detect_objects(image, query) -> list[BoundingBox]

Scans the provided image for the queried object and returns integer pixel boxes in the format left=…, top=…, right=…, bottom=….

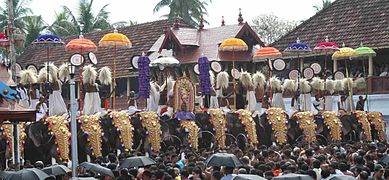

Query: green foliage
left=153, top=0, right=211, bottom=27
left=313, top=0, right=332, bottom=12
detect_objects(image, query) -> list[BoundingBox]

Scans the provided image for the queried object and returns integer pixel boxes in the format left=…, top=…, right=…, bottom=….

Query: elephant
left=226, top=112, right=248, bottom=150
left=24, top=121, right=56, bottom=165
left=340, top=114, right=361, bottom=142
left=194, top=112, right=214, bottom=150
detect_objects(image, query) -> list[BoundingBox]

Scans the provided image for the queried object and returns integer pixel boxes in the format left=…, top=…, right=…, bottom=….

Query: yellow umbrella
left=99, top=29, right=132, bottom=109
left=332, top=47, right=356, bottom=60
left=219, top=38, right=248, bottom=110
left=332, top=46, right=356, bottom=112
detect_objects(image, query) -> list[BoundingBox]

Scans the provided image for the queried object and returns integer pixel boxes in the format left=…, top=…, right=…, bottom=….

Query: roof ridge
left=271, top=0, right=340, bottom=47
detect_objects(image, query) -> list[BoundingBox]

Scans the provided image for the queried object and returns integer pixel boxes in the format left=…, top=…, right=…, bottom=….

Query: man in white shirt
left=35, top=96, right=48, bottom=121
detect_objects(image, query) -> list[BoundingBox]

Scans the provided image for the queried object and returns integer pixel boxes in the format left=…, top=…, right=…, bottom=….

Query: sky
left=28, top=0, right=326, bottom=27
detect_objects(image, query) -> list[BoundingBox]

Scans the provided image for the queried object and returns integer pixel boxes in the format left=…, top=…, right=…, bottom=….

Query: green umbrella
left=353, top=46, right=376, bottom=59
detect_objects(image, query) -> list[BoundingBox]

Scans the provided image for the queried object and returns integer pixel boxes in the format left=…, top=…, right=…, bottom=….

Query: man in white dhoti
left=83, top=65, right=101, bottom=115
left=270, top=77, right=285, bottom=110
left=35, top=96, right=48, bottom=121
left=147, top=82, right=160, bottom=112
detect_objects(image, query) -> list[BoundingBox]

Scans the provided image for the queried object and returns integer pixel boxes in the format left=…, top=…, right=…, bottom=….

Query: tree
left=0, top=0, right=32, bottom=32
left=313, top=0, right=332, bottom=12
left=23, top=15, right=47, bottom=45
left=47, top=8, right=78, bottom=37
left=251, top=14, right=298, bottom=44
left=62, top=0, right=111, bottom=34
left=153, top=0, right=211, bottom=27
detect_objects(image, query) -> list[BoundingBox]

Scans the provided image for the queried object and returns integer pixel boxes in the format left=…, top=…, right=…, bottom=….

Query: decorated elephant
left=24, top=120, right=55, bottom=165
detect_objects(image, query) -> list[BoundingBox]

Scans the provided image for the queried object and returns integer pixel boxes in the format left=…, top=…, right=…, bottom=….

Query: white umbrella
left=150, top=56, right=180, bottom=69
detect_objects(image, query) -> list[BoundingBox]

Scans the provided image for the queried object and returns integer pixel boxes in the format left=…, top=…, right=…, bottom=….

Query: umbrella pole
left=79, top=48, right=83, bottom=114
left=47, top=47, right=50, bottom=111
left=345, top=60, right=353, bottom=112
left=266, top=58, right=272, bottom=107
left=233, top=50, right=236, bottom=110
left=113, top=44, right=117, bottom=110
left=297, top=55, right=301, bottom=111
left=365, top=57, right=369, bottom=112
left=323, top=53, right=327, bottom=111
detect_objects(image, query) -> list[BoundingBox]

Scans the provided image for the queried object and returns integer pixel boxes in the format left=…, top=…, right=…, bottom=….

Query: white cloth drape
left=272, top=92, right=285, bottom=110
left=301, top=93, right=312, bottom=111
left=247, top=91, right=257, bottom=113
left=83, top=92, right=101, bottom=115
left=49, top=90, right=67, bottom=116
left=324, top=96, right=334, bottom=111
left=209, top=96, right=219, bottom=109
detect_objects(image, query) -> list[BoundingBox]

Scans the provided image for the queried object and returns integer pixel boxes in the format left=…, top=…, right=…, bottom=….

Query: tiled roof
left=272, top=0, right=389, bottom=51
left=17, top=18, right=191, bottom=78
left=150, top=23, right=265, bottom=64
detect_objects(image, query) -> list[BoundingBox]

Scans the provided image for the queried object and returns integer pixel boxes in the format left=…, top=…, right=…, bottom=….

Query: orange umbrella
left=66, top=34, right=98, bottom=114
left=99, top=29, right=131, bottom=109
left=253, top=47, right=282, bottom=107
left=219, top=38, right=248, bottom=110
left=253, top=47, right=282, bottom=62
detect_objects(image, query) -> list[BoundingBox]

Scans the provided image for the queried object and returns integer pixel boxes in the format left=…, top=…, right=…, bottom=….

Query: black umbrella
left=42, top=164, right=71, bottom=176
left=273, top=173, right=314, bottom=180
left=328, top=175, right=356, bottom=180
left=232, top=174, right=267, bottom=180
left=0, top=171, right=14, bottom=179
left=2, top=168, right=50, bottom=180
left=119, top=156, right=156, bottom=168
left=79, top=162, right=114, bottom=177
left=205, top=153, right=242, bottom=167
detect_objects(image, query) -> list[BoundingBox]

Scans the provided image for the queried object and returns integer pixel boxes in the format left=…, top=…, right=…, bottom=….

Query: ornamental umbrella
left=332, top=44, right=356, bottom=112
left=118, top=156, right=156, bottom=168
left=42, top=164, right=71, bottom=176
left=253, top=47, right=282, bottom=107
left=66, top=34, right=98, bottom=114
left=314, top=37, right=339, bottom=111
left=284, top=38, right=312, bottom=111
left=99, top=28, right=131, bottom=109
left=32, top=34, right=64, bottom=110
left=219, top=38, right=248, bottom=110
left=205, top=153, right=242, bottom=167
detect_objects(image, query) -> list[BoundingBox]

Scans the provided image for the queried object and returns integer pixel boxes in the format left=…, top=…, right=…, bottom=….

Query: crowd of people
left=3, top=141, right=388, bottom=180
